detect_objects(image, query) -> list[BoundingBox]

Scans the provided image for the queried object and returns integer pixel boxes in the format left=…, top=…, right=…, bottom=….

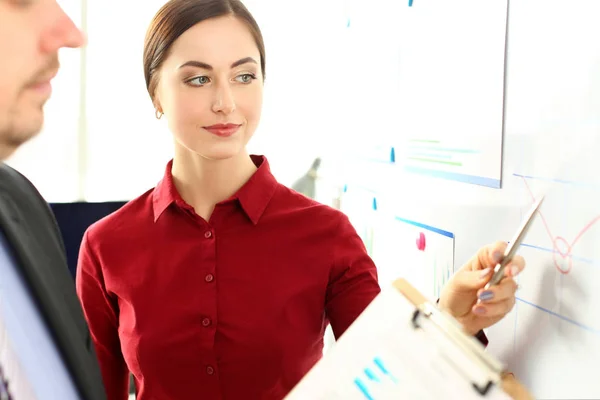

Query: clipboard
left=394, top=278, right=505, bottom=395
left=285, top=278, right=517, bottom=400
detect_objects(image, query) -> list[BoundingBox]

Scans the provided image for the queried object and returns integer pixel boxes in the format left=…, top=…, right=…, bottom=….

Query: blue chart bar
left=353, top=357, right=399, bottom=399
left=374, top=357, right=398, bottom=383
left=364, top=368, right=380, bottom=382
left=354, top=378, right=375, bottom=400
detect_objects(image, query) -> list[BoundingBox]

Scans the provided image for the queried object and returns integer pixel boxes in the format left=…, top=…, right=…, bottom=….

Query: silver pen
left=484, top=195, right=545, bottom=289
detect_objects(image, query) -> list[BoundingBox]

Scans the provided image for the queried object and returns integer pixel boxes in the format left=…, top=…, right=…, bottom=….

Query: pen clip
left=411, top=303, right=505, bottom=396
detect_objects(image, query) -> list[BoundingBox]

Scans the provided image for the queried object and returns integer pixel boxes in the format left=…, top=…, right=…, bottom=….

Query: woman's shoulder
left=84, top=187, right=156, bottom=243
left=271, top=183, right=350, bottom=225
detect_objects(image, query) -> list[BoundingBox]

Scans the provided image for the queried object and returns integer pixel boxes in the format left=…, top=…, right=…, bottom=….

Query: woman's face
left=155, top=16, right=263, bottom=161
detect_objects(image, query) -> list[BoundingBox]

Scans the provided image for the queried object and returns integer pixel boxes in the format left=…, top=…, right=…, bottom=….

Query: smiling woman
left=145, top=3, right=266, bottom=166
left=75, top=2, right=373, bottom=399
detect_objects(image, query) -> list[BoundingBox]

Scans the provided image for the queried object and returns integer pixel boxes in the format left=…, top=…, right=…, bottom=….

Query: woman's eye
left=187, top=76, right=210, bottom=86
left=235, top=74, right=256, bottom=84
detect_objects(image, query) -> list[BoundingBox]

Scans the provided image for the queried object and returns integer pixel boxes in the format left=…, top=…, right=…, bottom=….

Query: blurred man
left=0, top=1, right=105, bottom=398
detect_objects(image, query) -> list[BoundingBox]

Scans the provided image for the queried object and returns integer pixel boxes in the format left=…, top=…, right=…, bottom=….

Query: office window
left=83, top=1, right=173, bottom=201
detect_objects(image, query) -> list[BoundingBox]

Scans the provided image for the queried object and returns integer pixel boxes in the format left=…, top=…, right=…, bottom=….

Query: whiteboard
left=484, top=1, right=600, bottom=398
left=318, top=0, right=600, bottom=398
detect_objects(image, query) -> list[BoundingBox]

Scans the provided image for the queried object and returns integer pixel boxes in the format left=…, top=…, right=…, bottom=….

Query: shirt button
left=202, top=318, right=211, bottom=327
left=204, top=231, right=213, bottom=239
left=205, top=274, right=214, bottom=283
left=206, top=365, right=215, bottom=375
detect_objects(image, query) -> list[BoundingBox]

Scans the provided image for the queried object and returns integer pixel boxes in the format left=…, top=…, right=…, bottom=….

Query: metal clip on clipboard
left=394, top=278, right=506, bottom=397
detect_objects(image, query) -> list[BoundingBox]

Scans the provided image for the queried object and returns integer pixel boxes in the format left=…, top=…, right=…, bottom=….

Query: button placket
left=201, top=223, right=217, bottom=382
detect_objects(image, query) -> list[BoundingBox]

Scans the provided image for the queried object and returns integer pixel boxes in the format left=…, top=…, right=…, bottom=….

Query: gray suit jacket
left=0, top=163, right=106, bottom=400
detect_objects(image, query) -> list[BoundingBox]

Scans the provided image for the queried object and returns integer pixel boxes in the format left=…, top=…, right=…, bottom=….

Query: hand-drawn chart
left=518, top=176, right=600, bottom=276
left=486, top=137, right=600, bottom=399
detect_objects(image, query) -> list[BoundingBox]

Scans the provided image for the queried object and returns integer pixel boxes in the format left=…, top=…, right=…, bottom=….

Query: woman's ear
left=153, top=95, right=162, bottom=112
left=153, top=94, right=164, bottom=119
left=154, top=99, right=163, bottom=120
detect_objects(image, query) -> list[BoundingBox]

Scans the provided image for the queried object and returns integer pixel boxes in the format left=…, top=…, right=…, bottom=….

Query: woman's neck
left=170, top=146, right=258, bottom=221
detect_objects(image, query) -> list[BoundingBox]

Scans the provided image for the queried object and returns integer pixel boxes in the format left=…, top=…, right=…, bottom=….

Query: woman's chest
left=113, top=234, right=332, bottom=373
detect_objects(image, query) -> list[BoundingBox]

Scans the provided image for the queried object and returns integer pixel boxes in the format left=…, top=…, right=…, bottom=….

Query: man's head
left=0, top=0, right=85, bottom=160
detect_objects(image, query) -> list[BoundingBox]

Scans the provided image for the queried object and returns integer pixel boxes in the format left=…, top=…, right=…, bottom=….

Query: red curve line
left=521, top=177, right=600, bottom=274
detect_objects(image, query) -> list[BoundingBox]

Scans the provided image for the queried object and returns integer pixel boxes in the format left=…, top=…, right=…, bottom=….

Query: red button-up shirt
left=76, top=155, right=381, bottom=400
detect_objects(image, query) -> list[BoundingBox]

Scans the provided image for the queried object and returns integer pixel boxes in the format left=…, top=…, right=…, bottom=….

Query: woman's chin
left=194, top=146, right=245, bottom=162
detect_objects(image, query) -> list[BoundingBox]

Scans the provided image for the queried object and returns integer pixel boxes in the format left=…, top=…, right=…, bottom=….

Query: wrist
left=456, top=316, right=482, bottom=336
left=436, top=299, right=488, bottom=345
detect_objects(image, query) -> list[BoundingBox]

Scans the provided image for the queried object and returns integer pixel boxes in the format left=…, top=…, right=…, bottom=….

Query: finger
left=452, top=266, right=495, bottom=291
left=504, top=255, right=526, bottom=278
left=477, top=277, right=517, bottom=303
left=472, top=241, right=506, bottom=272
left=484, top=241, right=508, bottom=268
left=472, top=296, right=516, bottom=317
left=459, top=241, right=505, bottom=274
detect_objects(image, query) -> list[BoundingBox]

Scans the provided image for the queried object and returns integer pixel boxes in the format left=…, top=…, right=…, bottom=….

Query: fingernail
left=511, top=266, right=520, bottom=276
left=492, top=251, right=503, bottom=263
left=474, top=307, right=487, bottom=315
left=480, top=268, right=491, bottom=278
left=478, top=291, right=494, bottom=301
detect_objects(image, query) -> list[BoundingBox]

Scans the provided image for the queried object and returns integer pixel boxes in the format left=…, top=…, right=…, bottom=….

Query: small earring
left=155, top=110, right=163, bottom=120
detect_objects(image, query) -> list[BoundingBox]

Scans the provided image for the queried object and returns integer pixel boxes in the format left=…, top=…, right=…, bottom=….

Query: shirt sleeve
left=475, top=330, right=489, bottom=347
left=325, top=214, right=381, bottom=339
left=76, top=230, right=129, bottom=400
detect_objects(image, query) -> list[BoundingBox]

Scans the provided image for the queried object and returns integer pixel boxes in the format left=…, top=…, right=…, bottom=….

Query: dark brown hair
left=143, top=0, right=266, bottom=101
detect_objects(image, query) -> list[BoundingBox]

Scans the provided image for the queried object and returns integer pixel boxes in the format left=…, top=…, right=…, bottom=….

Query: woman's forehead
left=167, top=16, right=260, bottom=67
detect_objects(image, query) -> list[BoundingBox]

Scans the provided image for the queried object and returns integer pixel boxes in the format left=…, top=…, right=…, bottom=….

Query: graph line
left=406, top=157, right=462, bottom=166
left=521, top=244, right=600, bottom=267
left=513, top=173, right=600, bottom=189
left=521, top=176, right=600, bottom=274
left=407, top=145, right=480, bottom=154
left=516, top=297, right=599, bottom=335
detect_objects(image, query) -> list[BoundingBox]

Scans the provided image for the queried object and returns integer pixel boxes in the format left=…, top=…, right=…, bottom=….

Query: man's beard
left=0, top=107, right=44, bottom=161
left=0, top=57, right=58, bottom=160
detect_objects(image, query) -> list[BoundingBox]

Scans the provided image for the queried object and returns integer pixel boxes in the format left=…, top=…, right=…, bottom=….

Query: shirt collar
left=152, top=155, right=278, bottom=225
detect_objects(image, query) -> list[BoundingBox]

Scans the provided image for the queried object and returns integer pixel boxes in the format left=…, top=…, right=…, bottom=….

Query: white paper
left=395, top=0, right=508, bottom=188
left=286, top=287, right=511, bottom=400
